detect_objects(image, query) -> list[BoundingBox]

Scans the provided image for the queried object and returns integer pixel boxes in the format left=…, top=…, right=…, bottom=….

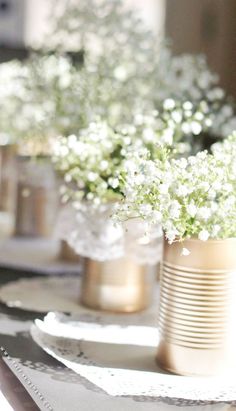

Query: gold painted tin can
left=14, top=156, right=58, bottom=237
left=0, top=144, right=16, bottom=212
left=81, top=257, right=154, bottom=313
left=156, top=237, right=236, bottom=376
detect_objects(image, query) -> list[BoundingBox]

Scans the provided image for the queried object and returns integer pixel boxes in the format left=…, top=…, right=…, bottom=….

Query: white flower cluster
left=53, top=99, right=214, bottom=205
left=0, top=54, right=101, bottom=150
left=155, top=52, right=219, bottom=102
left=0, top=60, right=30, bottom=145
left=48, top=0, right=157, bottom=59
left=50, top=0, right=235, bottom=130
left=54, top=114, right=174, bottom=205
left=155, top=52, right=236, bottom=144
left=1, top=0, right=236, bottom=157
left=53, top=120, right=127, bottom=204
left=48, top=0, right=236, bottom=137
left=118, top=133, right=236, bottom=242
left=207, top=100, right=236, bottom=139
left=0, top=54, right=88, bottom=155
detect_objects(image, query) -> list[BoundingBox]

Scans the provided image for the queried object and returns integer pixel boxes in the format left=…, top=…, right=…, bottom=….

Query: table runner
left=0, top=267, right=235, bottom=410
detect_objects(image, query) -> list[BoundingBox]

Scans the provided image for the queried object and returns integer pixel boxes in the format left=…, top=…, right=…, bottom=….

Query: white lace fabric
left=31, top=312, right=236, bottom=404
left=55, top=202, right=162, bottom=264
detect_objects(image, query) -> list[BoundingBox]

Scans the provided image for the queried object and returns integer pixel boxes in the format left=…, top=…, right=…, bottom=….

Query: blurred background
left=0, top=0, right=235, bottom=96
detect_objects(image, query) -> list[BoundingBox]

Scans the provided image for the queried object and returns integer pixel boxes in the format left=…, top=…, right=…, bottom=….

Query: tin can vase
left=0, top=144, right=16, bottom=213
left=81, top=257, right=154, bottom=313
left=14, top=156, right=58, bottom=237
left=156, top=237, right=236, bottom=376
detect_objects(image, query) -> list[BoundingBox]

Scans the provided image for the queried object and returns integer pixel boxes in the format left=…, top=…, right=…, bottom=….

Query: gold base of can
left=81, top=257, right=153, bottom=313
left=156, top=237, right=236, bottom=376
left=59, top=240, right=80, bottom=263
left=156, top=339, right=234, bottom=377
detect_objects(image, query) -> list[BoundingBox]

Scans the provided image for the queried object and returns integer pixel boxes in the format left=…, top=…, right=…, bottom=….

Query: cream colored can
left=156, top=237, right=236, bottom=376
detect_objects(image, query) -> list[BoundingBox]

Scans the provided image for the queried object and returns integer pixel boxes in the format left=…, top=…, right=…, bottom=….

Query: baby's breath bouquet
left=47, top=0, right=236, bottom=138
left=1, top=0, right=236, bottom=156
left=53, top=120, right=125, bottom=205
left=53, top=97, right=215, bottom=207
left=117, top=133, right=236, bottom=244
left=52, top=97, right=215, bottom=260
left=0, top=53, right=88, bottom=156
left=53, top=116, right=173, bottom=262
left=0, top=59, right=30, bottom=146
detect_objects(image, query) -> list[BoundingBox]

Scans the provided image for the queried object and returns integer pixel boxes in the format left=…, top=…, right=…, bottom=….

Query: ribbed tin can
left=81, top=257, right=154, bottom=313
left=156, top=238, right=236, bottom=376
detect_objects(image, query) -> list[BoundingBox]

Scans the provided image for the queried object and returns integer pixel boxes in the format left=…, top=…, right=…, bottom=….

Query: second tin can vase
left=0, top=144, right=16, bottom=213
left=14, top=156, right=58, bottom=237
left=81, top=257, right=154, bottom=313
left=156, top=237, right=236, bottom=376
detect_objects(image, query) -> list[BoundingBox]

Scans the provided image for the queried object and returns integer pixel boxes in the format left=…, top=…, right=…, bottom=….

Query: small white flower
left=100, top=160, right=109, bottom=171
left=186, top=203, right=197, bottom=217
left=171, top=110, right=182, bottom=123
left=163, top=98, right=175, bottom=110
left=183, top=101, right=193, bottom=111
left=134, top=174, right=145, bottom=185
left=198, top=230, right=210, bottom=241
left=181, top=247, right=190, bottom=256
left=134, top=114, right=144, bottom=125
left=113, top=66, right=127, bottom=81
left=166, top=230, right=177, bottom=243
left=59, top=146, right=69, bottom=156
left=181, top=122, right=191, bottom=134
left=199, top=181, right=210, bottom=191
left=87, top=193, right=94, bottom=200
left=212, top=224, right=221, bottom=237
left=88, top=172, right=98, bottom=182
left=190, top=121, right=202, bottom=135
left=176, top=185, right=189, bottom=197
left=142, top=128, right=155, bottom=142
left=94, top=197, right=101, bottom=206
left=197, top=207, right=212, bottom=220
left=162, top=129, right=173, bottom=145
left=194, top=111, right=204, bottom=121
left=108, top=178, right=119, bottom=189
left=64, top=174, right=72, bottom=183
left=210, top=202, right=218, bottom=212
left=169, top=201, right=181, bottom=219
left=159, top=184, right=169, bottom=194
left=140, top=204, right=152, bottom=217
left=205, top=118, right=212, bottom=127
left=178, top=158, right=188, bottom=169
left=68, top=134, right=77, bottom=148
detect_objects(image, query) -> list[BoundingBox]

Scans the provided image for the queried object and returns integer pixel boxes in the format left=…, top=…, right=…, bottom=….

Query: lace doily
left=31, top=312, right=236, bottom=405
left=55, top=203, right=162, bottom=264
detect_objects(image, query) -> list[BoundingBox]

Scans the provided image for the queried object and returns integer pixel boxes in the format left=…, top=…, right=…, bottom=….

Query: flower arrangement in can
left=116, top=133, right=236, bottom=244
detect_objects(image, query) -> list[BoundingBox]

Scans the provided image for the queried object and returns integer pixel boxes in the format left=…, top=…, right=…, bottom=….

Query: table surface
left=0, top=267, right=236, bottom=411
